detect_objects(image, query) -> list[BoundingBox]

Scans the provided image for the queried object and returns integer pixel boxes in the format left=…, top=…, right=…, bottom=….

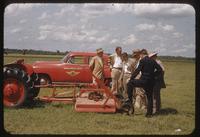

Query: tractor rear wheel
left=3, top=68, right=32, bottom=108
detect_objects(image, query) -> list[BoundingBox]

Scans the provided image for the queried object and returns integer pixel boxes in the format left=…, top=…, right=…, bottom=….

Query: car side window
left=68, top=56, right=85, bottom=64
left=67, top=57, right=73, bottom=64
left=88, top=56, right=108, bottom=65
left=88, top=56, right=93, bottom=64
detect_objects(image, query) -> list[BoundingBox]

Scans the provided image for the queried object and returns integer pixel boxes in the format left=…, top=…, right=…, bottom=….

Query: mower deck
left=75, top=97, right=116, bottom=113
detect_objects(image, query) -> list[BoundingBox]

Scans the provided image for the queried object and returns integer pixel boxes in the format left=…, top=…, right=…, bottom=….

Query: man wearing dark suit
left=126, top=49, right=162, bottom=117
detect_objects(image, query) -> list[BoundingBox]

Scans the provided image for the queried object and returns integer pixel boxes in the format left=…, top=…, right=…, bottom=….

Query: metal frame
left=35, top=74, right=120, bottom=113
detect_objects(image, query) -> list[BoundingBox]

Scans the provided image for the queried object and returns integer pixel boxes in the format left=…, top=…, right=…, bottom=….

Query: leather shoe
left=145, top=114, right=153, bottom=118
left=153, top=111, right=160, bottom=116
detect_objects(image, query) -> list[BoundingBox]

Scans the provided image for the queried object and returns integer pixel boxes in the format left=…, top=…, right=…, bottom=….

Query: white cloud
left=23, top=36, right=29, bottom=40
left=135, top=23, right=155, bottom=31
left=135, top=22, right=176, bottom=35
left=136, top=22, right=175, bottom=32
left=111, top=3, right=123, bottom=12
left=37, top=31, right=49, bottom=40
left=172, top=48, right=187, bottom=53
left=81, top=3, right=133, bottom=15
left=96, top=34, right=110, bottom=42
left=83, top=30, right=98, bottom=36
left=54, top=5, right=76, bottom=17
left=5, top=4, right=42, bottom=15
left=5, top=4, right=32, bottom=15
left=154, top=47, right=167, bottom=53
left=123, top=34, right=137, bottom=45
left=54, top=32, right=72, bottom=41
left=38, top=23, right=106, bottom=43
left=150, top=35, right=163, bottom=41
left=110, top=39, right=120, bottom=44
left=38, top=24, right=72, bottom=41
left=134, top=4, right=161, bottom=15
left=183, top=43, right=194, bottom=49
left=39, top=24, right=72, bottom=32
left=161, top=24, right=174, bottom=31
left=173, top=32, right=183, bottom=38
left=88, top=36, right=96, bottom=42
left=168, top=4, right=194, bottom=15
left=39, top=24, right=53, bottom=30
left=38, top=12, right=51, bottom=20
left=19, top=19, right=27, bottom=24
left=10, top=28, right=22, bottom=34
left=77, top=4, right=130, bottom=23
left=133, top=4, right=194, bottom=17
left=4, top=4, right=195, bottom=57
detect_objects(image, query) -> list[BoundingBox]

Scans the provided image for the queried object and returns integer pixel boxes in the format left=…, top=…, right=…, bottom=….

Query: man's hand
left=118, top=79, right=123, bottom=89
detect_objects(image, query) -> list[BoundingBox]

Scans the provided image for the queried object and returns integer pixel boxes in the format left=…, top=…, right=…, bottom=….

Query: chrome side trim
left=64, top=68, right=82, bottom=70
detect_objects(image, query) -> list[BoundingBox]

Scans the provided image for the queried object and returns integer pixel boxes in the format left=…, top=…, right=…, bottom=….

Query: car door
left=88, top=55, right=111, bottom=78
left=60, top=55, right=93, bottom=83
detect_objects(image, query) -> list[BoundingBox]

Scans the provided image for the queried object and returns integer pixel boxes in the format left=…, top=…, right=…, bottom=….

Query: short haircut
left=140, top=49, right=148, bottom=55
left=115, top=46, right=122, bottom=51
left=122, top=52, right=128, bottom=57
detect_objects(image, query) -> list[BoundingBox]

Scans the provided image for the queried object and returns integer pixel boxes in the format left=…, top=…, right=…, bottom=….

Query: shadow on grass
left=116, top=107, right=178, bottom=116
left=23, top=99, right=48, bottom=108
left=23, top=98, right=73, bottom=109
left=155, top=107, right=178, bottom=116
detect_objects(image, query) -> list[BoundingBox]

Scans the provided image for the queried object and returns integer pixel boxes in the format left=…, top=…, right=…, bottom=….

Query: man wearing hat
left=149, top=52, right=166, bottom=114
left=89, top=48, right=104, bottom=82
left=130, top=49, right=147, bottom=110
left=125, top=49, right=162, bottom=117
left=120, top=52, right=136, bottom=99
left=132, top=49, right=141, bottom=70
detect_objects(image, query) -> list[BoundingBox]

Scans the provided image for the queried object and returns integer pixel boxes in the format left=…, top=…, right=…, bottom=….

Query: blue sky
left=4, top=3, right=195, bottom=57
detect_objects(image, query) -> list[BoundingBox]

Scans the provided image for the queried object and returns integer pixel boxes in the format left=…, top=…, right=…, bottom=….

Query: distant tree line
left=4, top=48, right=67, bottom=55
left=4, top=48, right=195, bottom=62
left=157, top=55, right=195, bottom=62
left=125, top=53, right=194, bottom=62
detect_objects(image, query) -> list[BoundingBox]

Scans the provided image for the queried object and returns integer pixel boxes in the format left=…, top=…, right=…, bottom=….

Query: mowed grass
left=3, top=54, right=195, bottom=135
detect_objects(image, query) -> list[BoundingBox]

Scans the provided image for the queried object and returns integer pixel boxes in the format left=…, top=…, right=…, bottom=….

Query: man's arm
left=154, top=60, right=162, bottom=77
left=89, top=57, right=95, bottom=71
left=108, top=54, right=114, bottom=70
left=157, top=60, right=165, bottom=71
left=119, top=63, right=125, bottom=81
left=130, top=59, right=143, bottom=80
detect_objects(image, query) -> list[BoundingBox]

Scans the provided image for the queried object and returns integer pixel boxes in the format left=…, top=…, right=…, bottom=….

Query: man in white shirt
left=109, top=47, right=123, bottom=94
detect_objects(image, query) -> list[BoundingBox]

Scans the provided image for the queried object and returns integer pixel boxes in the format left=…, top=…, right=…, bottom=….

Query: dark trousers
left=127, top=78, right=154, bottom=115
left=153, top=83, right=161, bottom=112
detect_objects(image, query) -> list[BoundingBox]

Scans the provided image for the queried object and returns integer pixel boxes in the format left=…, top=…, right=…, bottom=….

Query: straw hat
left=96, top=48, right=104, bottom=53
left=149, top=52, right=158, bottom=58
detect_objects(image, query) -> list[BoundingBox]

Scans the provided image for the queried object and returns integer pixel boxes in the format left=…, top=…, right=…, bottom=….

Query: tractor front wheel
left=3, top=68, right=31, bottom=108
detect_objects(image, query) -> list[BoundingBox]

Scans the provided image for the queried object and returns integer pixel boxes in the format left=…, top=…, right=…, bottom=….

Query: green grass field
left=3, top=54, right=195, bottom=135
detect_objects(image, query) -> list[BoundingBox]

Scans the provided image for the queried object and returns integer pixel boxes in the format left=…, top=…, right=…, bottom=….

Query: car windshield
left=61, top=53, right=70, bottom=63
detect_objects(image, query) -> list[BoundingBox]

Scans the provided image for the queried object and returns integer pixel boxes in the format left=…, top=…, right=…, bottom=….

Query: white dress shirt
left=113, top=55, right=123, bottom=68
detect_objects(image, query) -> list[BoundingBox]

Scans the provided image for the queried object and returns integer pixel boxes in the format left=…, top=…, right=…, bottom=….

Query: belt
left=124, top=73, right=131, bottom=74
left=112, top=67, right=122, bottom=70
